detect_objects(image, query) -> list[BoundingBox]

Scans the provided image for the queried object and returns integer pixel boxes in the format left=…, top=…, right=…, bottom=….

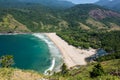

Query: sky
left=66, top=0, right=99, bottom=4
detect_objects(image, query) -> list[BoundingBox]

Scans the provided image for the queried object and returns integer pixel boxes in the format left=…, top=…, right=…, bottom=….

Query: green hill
left=0, top=14, right=30, bottom=33
left=1, top=4, right=120, bottom=32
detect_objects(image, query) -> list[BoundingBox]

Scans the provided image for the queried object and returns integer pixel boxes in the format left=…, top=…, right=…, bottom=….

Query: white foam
left=33, top=33, right=62, bottom=57
left=0, top=33, right=27, bottom=35
left=44, top=58, right=55, bottom=75
left=33, top=33, right=63, bottom=75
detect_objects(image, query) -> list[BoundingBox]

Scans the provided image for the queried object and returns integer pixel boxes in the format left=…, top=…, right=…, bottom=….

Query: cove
left=0, top=34, right=62, bottom=73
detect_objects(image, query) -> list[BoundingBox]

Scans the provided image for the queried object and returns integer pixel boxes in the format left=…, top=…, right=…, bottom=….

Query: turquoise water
left=0, top=34, right=62, bottom=73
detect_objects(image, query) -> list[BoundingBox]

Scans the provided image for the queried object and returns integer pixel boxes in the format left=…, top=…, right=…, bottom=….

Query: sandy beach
left=45, top=33, right=96, bottom=68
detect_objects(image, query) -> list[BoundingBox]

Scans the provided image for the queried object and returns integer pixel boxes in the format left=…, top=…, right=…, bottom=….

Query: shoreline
left=45, top=33, right=96, bottom=68
left=33, top=33, right=63, bottom=74
left=0, top=33, right=97, bottom=69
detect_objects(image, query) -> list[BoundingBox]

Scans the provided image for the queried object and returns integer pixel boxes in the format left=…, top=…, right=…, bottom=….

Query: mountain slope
left=96, top=0, right=120, bottom=11
left=0, top=14, right=30, bottom=33
left=61, top=4, right=120, bottom=31
left=0, top=4, right=120, bottom=32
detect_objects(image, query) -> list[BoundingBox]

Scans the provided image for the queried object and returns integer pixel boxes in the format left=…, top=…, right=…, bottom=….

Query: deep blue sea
left=0, top=34, right=62, bottom=73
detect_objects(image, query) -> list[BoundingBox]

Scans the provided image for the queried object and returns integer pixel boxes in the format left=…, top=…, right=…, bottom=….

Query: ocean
left=0, top=33, right=63, bottom=73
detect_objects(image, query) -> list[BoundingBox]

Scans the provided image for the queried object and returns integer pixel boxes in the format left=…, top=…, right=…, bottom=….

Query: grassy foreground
left=0, top=68, right=44, bottom=80
left=0, top=59, right=119, bottom=80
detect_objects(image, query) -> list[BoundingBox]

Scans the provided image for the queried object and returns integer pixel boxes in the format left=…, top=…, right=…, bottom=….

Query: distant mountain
left=96, top=0, right=120, bottom=11
left=0, top=4, right=120, bottom=32
left=0, top=0, right=75, bottom=9
left=19, top=0, right=74, bottom=9
left=61, top=4, right=120, bottom=31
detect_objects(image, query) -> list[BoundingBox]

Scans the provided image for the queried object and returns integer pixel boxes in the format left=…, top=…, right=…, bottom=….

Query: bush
left=90, top=63, right=104, bottom=78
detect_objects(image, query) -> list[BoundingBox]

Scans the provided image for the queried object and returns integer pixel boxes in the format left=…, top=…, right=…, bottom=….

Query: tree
left=61, top=63, right=68, bottom=76
left=0, top=55, right=14, bottom=68
left=90, top=63, right=104, bottom=78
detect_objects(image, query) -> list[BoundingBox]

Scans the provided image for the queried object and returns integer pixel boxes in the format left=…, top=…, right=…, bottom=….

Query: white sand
left=45, top=33, right=96, bottom=68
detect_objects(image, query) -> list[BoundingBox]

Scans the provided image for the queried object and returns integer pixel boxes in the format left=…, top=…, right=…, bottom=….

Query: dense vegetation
left=0, top=4, right=120, bottom=32
left=90, top=63, right=104, bottom=78
left=57, top=31, right=120, bottom=52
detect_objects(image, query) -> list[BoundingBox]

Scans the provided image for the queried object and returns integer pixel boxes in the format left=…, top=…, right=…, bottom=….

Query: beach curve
left=45, top=33, right=96, bottom=68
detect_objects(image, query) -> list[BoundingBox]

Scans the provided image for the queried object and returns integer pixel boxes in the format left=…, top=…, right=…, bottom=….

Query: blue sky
left=66, top=0, right=99, bottom=4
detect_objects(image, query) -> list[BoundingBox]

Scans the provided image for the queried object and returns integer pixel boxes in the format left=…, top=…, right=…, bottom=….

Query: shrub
left=90, top=63, right=104, bottom=78
left=0, top=55, right=14, bottom=68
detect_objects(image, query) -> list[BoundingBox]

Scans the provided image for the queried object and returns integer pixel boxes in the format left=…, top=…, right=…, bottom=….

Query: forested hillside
left=1, top=4, right=120, bottom=32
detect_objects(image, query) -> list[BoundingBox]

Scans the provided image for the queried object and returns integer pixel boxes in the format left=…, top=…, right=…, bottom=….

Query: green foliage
left=51, top=59, right=120, bottom=80
left=57, top=31, right=120, bottom=53
left=0, top=55, right=14, bottom=68
left=90, top=63, right=104, bottom=78
left=61, top=63, right=68, bottom=76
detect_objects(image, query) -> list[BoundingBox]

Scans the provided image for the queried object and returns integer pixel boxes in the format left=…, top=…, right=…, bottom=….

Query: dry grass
left=0, top=14, right=31, bottom=32
left=78, top=22, right=90, bottom=30
left=109, top=23, right=120, bottom=31
left=86, top=18, right=106, bottom=29
left=0, top=68, right=45, bottom=80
